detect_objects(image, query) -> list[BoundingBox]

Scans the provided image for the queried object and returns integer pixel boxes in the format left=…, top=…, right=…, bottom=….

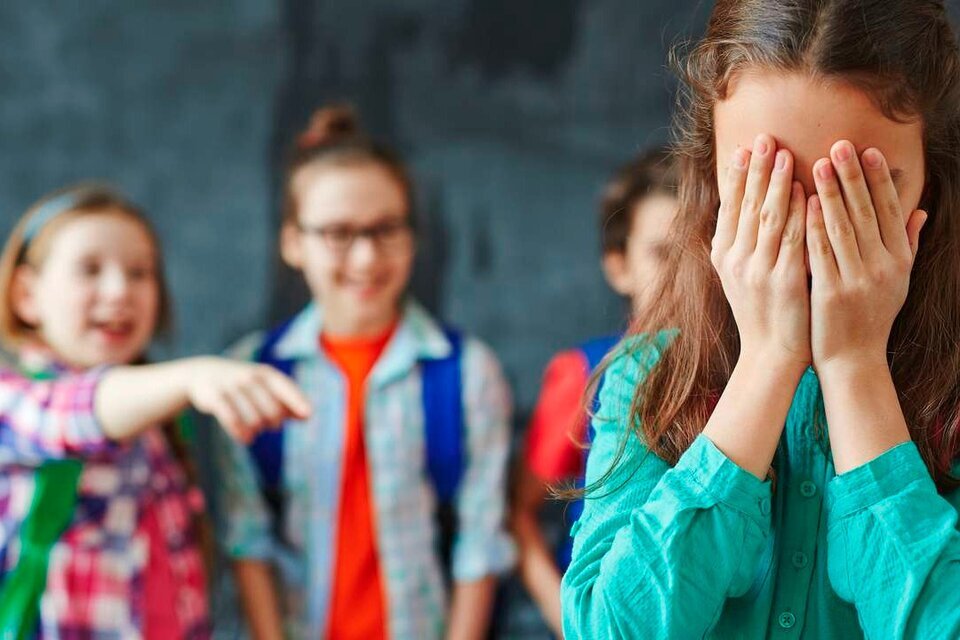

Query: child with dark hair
left=512, top=147, right=678, bottom=636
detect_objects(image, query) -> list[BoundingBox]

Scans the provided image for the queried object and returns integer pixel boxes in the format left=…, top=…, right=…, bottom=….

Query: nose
left=346, top=234, right=379, bottom=269
left=99, top=265, right=130, bottom=300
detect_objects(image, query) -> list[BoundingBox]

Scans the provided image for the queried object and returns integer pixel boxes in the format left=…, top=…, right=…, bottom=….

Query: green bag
left=0, top=372, right=199, bottom=640
left=0, top=370, right=83, bottom=640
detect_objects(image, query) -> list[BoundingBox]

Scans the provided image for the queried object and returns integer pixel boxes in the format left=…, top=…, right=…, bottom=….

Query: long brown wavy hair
left=601, top=0, right=960, bottom=492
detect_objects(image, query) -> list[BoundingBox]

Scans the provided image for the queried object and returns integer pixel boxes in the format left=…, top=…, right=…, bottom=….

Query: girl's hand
left=187, top=357, right=311, bottom=443
left=712, top=134, right=810, bottom=372
left=805, top=142, right=927, bottom=374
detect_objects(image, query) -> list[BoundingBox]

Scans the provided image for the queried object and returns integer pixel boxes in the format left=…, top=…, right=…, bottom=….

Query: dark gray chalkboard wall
left=0, top=0, right=716, bottom=414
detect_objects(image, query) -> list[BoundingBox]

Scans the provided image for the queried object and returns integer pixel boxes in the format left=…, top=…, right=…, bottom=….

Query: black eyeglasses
left=296, top=218, right=413, bottom=255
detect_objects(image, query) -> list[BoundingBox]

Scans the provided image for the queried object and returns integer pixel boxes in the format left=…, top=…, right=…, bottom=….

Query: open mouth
left=89, top=319, right=137, bottom=343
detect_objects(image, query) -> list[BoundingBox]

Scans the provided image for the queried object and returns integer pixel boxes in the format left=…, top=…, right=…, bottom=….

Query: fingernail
left=733, top=147, right=749, bottom=169
left=775, top=150, right=788, bottom=171
left=754, top=135, right=769, bottom=156
left=816, top=160, right=833, bottom=181
left=863, top=148, right=883, bottom=168
left=833, top=141, right=852, bottom=163
left=809, top=196, right=821, bottom=212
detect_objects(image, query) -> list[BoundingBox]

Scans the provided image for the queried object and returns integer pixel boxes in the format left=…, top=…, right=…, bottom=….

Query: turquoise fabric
left=561, top=335, right=960, bottom=639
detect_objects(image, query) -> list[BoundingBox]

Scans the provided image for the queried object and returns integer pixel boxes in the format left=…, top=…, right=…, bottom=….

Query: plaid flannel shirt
left=0, top=353, right=210, bottom=639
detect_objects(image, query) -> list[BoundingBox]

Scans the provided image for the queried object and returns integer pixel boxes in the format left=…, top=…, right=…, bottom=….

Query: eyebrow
left=890, top=168, right=905, bottom=186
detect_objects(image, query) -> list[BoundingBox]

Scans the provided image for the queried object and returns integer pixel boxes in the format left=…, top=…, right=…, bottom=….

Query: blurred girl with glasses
left=213, top=105, right=515, bottom=640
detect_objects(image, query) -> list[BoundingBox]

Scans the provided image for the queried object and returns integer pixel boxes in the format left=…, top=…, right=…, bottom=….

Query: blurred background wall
left=0, top=0, right=718, bottom=413
left=4, top=1, right=958, bottom=636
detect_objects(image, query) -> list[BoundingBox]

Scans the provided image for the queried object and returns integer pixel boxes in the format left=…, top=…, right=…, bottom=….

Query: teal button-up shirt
left=562, top=335, right=960, bottom=639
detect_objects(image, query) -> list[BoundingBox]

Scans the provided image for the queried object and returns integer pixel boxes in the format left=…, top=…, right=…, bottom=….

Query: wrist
left=737, top=345, right=810, bottom=380
left=815, top=354, right=890, bottom=385
left=183, top=355, right=214, bottom=374
left=178, top=356, right=212, bottom=398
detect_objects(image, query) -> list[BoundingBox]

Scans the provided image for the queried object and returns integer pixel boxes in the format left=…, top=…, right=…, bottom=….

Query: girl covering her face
left=562, top=1, right=960, bottom=638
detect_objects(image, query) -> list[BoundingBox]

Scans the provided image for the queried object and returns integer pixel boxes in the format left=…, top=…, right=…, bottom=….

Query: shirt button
left=791, top=551, right=808, bottom=569
left=799, top=481, right=817, bottom=498
left=759, top=498, right=771, bottom=515
left=778, top=611, right=796, bottom=629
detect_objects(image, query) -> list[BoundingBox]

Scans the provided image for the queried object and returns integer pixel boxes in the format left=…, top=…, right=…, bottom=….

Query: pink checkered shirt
left=0, top=354, right=210, bottom=639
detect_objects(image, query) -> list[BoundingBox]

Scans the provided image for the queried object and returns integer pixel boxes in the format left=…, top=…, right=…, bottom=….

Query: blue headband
left=21, top=193, right=83, bottom=244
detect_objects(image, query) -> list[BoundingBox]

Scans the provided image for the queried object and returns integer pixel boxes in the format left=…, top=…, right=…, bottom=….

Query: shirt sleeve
left=524, top=349, right=591, bottom=483
left=450, top=338, right=517, bottom=582
left=212, top=424, right=275, bottom=560
left=210, top=333, right=276, bottom=560
left=826, top=441, right=960, bottom=639
left=0, top=366, right=113, bottom=462
left=561, top=333, right=773, bottom=639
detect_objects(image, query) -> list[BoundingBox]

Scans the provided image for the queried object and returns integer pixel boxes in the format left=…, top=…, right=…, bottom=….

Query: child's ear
left=601, top=250, right=633, bottom=297
left=279, top=223, right=303, bottom=269
left=10, top=265, right=40, bottom=327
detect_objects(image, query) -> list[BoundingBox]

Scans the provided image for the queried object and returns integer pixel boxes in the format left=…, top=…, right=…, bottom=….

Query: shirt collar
left=273, top=298, right=454, bottom=386
left=15, top=343, right=77, bottom=377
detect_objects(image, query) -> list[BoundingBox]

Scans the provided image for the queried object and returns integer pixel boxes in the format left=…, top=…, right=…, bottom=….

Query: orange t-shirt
left=322, top=325, right=395, bottom=640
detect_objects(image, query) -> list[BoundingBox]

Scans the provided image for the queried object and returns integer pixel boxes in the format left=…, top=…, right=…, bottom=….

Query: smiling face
left=280, top=161, right=414, bottom=338
left=13, top=211, right=161, bottom=368
left=714, top=70, right=926, bottom=221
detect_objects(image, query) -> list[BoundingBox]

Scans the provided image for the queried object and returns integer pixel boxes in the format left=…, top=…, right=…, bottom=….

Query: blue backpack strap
left=421, top=328, right=465, bottom=505
left=557, top=334, right=621, bottom=570
left=247, top=319, right=297, bottom=534
left=578, top=335, right=621, bottom=395
left=575, top=334, right=620, bottom=442
left=420, top=328, right=465, bottom=581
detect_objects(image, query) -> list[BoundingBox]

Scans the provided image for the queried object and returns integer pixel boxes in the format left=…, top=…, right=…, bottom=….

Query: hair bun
left=297, top=104, right=360, bottom=150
